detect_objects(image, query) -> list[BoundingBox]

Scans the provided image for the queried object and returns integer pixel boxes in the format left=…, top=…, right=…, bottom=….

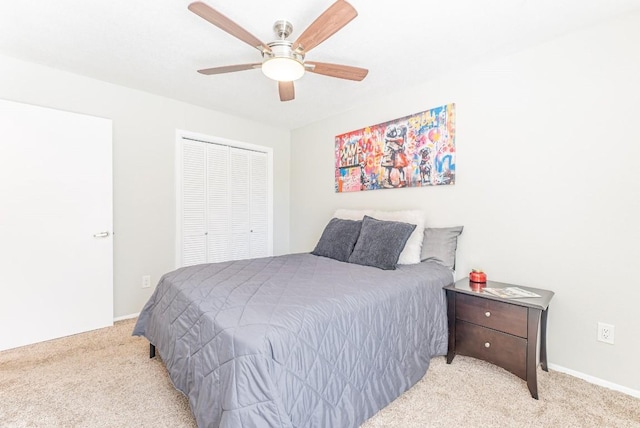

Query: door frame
left=174, top=129, right=274, bottom=268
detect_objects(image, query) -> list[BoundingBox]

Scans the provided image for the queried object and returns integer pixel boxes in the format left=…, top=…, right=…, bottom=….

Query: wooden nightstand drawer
left=456, top=320, right=527, bottom=379
left=456, top=293, right=528, bottom=338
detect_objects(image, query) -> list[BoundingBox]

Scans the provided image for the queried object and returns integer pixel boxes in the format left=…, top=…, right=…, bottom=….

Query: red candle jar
left=469, top=269, right=487, bottom=283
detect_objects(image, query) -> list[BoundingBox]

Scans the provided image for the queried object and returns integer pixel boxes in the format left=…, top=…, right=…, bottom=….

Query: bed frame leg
left=149, top=343, right=156, bottom=359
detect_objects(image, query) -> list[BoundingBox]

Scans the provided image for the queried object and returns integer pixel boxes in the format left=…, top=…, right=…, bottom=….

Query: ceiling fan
left=188, top=0, right=368, bottom=102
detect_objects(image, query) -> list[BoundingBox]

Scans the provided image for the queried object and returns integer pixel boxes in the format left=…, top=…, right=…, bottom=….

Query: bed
left=133, top=252, right=454, bottom=428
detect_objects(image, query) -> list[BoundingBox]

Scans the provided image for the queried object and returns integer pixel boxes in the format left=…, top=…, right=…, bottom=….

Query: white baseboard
left=548, top=363, right=640, bottom=398
left=113, top=312, right=139, bottom=322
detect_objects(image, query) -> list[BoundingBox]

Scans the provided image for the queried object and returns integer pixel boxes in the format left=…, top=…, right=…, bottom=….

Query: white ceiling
left=1, top=0, right=640, bottom=129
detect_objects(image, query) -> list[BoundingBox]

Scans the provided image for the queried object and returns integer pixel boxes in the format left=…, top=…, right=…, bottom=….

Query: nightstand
left=444, top=278, right=554, bottom=399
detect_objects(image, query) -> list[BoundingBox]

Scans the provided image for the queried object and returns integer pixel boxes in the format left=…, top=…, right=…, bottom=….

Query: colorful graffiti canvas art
left=335, top=103, right=456, bottom=193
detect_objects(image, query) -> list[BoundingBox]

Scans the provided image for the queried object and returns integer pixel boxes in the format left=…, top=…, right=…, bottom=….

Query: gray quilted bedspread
left=133, top=253, right=452, bottom=428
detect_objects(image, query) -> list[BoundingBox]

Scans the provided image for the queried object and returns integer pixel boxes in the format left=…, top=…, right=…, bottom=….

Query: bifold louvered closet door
left=180, top=137, right=270, bottom=267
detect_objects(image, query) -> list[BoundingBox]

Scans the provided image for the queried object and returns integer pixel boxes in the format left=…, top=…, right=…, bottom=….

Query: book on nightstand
left=483, top=287, right=541, bottom=299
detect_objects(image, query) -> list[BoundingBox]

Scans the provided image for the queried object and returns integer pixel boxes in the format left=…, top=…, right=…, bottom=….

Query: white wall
left=290, top=13, right=640, bottom=393
left=0, top=54, right=290, bottom=319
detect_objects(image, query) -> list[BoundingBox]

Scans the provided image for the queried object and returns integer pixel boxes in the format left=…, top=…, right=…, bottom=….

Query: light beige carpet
left=1, top=318, right=638, bottom=427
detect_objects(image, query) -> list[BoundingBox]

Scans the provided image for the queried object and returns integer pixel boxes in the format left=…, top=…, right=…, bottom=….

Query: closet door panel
left=181, top=140, right=207, bottom=266
left=207, top=144, right=230, bottom=263
left=250, top=151, right=269, bottom=258
left=229, top=148, right=251, bottom=261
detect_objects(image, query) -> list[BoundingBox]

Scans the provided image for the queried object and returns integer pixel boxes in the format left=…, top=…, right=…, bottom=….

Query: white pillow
left=333, top=209, right=425, bottom=264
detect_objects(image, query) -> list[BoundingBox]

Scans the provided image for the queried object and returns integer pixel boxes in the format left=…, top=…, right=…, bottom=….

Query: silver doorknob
left=93, top=231, right=110, bottom=238
left=484, top=342, right=491, bottom=348
left=485, top=311, right=491, bottom=317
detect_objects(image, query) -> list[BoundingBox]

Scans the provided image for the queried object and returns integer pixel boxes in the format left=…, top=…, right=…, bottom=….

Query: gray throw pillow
left=348, top=216, right=416, bottom=270
left=312, top=218, right=363, bottom=262
left=420, top=226, right=464, bottom=269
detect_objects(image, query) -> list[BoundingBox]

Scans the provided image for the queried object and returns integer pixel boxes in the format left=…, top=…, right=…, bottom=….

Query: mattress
left=133, top=253, right=452, bottom=427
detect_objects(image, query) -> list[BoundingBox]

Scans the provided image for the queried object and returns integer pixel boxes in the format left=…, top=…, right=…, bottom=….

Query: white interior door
left=0, top=99, right=113, bottom=352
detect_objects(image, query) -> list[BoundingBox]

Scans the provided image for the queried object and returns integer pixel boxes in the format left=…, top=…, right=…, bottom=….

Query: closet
left=178, top=133, right=272, bottom=267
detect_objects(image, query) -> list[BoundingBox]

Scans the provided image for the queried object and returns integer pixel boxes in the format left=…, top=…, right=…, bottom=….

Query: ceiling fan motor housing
left=263, top=40, right=304, bottom=62
left=263, top=20, right=304, bottom=65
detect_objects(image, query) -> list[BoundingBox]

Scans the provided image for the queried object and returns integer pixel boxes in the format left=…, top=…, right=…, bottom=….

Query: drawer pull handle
left=485, top=311, right=491, bottom=317
left=484, top=342, right=491, bottom=348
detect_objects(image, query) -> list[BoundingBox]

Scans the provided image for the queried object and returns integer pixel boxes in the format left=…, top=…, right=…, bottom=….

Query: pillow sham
left=420, top=226, right=464, bottom=270
left=348, top=216, right=416, bottom=270
left=334, top=209, right=425, bottom=265
left=311, top=218, right=363, bottom=262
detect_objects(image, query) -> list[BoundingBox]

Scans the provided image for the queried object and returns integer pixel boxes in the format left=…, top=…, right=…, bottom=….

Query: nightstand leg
left=150, top=343, right=156, bottom=359
left=445, top=289, right=456, bottom=364
left=527, top=309, right=542, bottom=399
left=540, top=307, right=549, bottom=372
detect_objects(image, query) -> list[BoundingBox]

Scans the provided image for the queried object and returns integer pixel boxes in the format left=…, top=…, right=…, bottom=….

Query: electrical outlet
left=142, top=275, right=151, bottom=289
left=597, top=322, right=615, bottom=344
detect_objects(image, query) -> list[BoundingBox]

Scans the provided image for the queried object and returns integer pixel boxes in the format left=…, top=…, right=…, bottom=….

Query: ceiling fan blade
left=293, top=0, right=357, bottom=53
left=278, top=81, right=295, bottom=102
left=188, top=2, right=271, bottom=53
left=197, top=63, right=261, bottom=75
left=306, top=62, right=368, bottom=81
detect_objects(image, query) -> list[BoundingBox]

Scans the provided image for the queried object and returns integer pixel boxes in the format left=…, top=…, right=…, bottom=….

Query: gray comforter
left=133, top=253, right=452, bottom=428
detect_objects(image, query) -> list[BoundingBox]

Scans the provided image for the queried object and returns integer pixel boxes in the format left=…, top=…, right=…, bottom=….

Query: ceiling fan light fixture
left=261, top=39, right=305, bottom=82
left=262, top=57, right=305, bottom=81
